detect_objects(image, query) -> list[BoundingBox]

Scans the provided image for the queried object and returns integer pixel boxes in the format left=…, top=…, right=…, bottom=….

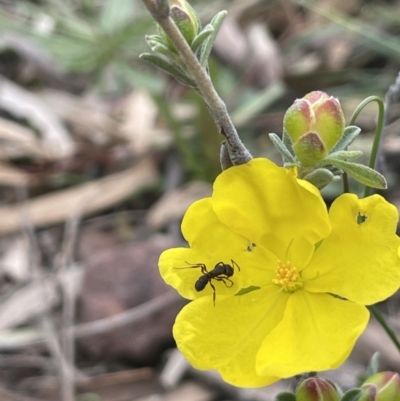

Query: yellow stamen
left=272, top=260, right=303, bottom=292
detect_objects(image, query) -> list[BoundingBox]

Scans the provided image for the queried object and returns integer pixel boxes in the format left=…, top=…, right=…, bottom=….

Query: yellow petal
left=257, top=291, right=369, bottom=377
left=212, top=159, right=331, bottom=261
left=303, top=194, right=400, bottom=305
left=173, top=287, right=289, bottom=387
left=159, top=199, right=276, bottom=300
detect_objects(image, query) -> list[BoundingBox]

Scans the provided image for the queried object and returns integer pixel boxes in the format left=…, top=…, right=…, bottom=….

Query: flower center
left=272, top=260, right=303, bottom=292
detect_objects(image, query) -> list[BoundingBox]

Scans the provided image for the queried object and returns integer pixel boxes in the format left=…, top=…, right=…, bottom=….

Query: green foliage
left=0, top=0, right=161, bottom=92
left=140, top=7, right=227, bottom=89
left=269, top=133, right=296, bottom=164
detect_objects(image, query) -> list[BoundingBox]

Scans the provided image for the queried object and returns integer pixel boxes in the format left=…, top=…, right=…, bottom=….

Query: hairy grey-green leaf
left=146, top=39, right=167, bottom=52
left=303, top=168, right=335, bottom=189
left=366, top=352, right=380, bottom=378
left=331, top=126, right=361, bottom=152
left=199, top=10, right=227, bottom=67
left=151, top=44, right=182, bottom=64
left=282, top=129, right=295, bottom=156
left=269, top=133, right=296, bottom=164
left=145, top=35, right=165, bottom=48
left=325, top=150, right=363, bottom=160
left=191, top=25, right=214, bottom=54
left=320, top=159, right=387, bottom=189
left=139, top=53, right=196, bottom=87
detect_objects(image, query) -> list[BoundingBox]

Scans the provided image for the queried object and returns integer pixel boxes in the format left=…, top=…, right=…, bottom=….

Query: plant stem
left=140, top=0, right=252, bottom=166
left=349, top=96, right=385, bottom=198
left=368, top=305, right=400, bottom=352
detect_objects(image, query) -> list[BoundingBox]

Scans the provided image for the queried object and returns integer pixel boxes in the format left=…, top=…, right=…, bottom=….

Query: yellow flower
left=159, top=158, right=400, bottom=388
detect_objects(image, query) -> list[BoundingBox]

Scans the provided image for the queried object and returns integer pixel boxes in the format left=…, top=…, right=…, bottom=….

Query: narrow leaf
left=145, top=34, right=164, bottom=43
left=152, top=44, right=182, bottom=64
left=325, top=150, right=363, bottom=160
left=331, top=125, right=361, bottom=152
left=269, top=133, right=296, bottom=164
left=320, top=159, right=387, bottom=189
left=282, top=129, right=295, bottom=156
left=146, top=39, right=167, bottom=51
left=199, top=10, right=227, bottom=67
left=366, top=352, right=380, bottom=377
left=139, top=53, right=196, bottom=87
left=191, top=25, right=214, bottom=54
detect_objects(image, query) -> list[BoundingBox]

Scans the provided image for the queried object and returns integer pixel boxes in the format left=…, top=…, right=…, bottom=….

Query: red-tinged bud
left=283, top=91, right=345, bottom=166
left=296, top=377, right=340, bottom=401
left=292, top=132, right=326, bottom=167
left=158, top=0, right=200, bottom=52
left=360, top=372, right=400, bottom=401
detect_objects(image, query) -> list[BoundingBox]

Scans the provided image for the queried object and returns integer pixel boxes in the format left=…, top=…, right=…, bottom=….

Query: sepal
left=293, top=132, right=327, bottom=166
left=361, top=372, right=400, bottom=401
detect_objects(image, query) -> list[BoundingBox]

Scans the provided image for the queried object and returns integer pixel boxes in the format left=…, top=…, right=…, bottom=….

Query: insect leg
left=174, top=262, right=208, bottom=275
left=186, top=262, right=208, bottom=275
left=209, top=280, right=217, bottom=305
left=215, top=276, right=234, bottom=288
left=231, top=259, right=241, bottom=272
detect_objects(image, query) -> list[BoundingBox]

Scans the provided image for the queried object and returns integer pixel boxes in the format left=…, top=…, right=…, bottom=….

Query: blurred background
left=0, top=0, right=399, bottom=400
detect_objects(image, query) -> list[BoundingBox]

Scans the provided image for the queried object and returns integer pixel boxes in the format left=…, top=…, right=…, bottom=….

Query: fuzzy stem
left=140, top=0, right=252, bottom=165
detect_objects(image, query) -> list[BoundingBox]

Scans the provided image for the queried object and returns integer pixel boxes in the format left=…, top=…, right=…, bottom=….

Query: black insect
left=177, top=260, right=240, bottom=305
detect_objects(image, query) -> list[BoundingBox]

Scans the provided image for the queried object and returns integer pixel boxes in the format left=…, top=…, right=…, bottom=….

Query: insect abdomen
left=195, top=275, right=209, bottom=292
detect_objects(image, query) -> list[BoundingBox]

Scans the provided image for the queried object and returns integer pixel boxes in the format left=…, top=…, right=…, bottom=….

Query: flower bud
left=283, top=91, right=345, bottom=166
left=360, top=372, right=400, bottom=401
left=296, top=377, right=340, bottom=401
left=158, top=0, right=201, bottom=52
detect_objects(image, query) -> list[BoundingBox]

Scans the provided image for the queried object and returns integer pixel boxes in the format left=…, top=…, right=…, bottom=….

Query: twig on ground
left=15, top=185, right=79, bottom=401
left=72, top=291, right=181, bottom=338
left=0, top=384, right=44, bottom=401
left=0, top=354, right=54, bottom=369
left=0, top=292, right=183, bottom=351
left=56, top=207, right=84, bottom=401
